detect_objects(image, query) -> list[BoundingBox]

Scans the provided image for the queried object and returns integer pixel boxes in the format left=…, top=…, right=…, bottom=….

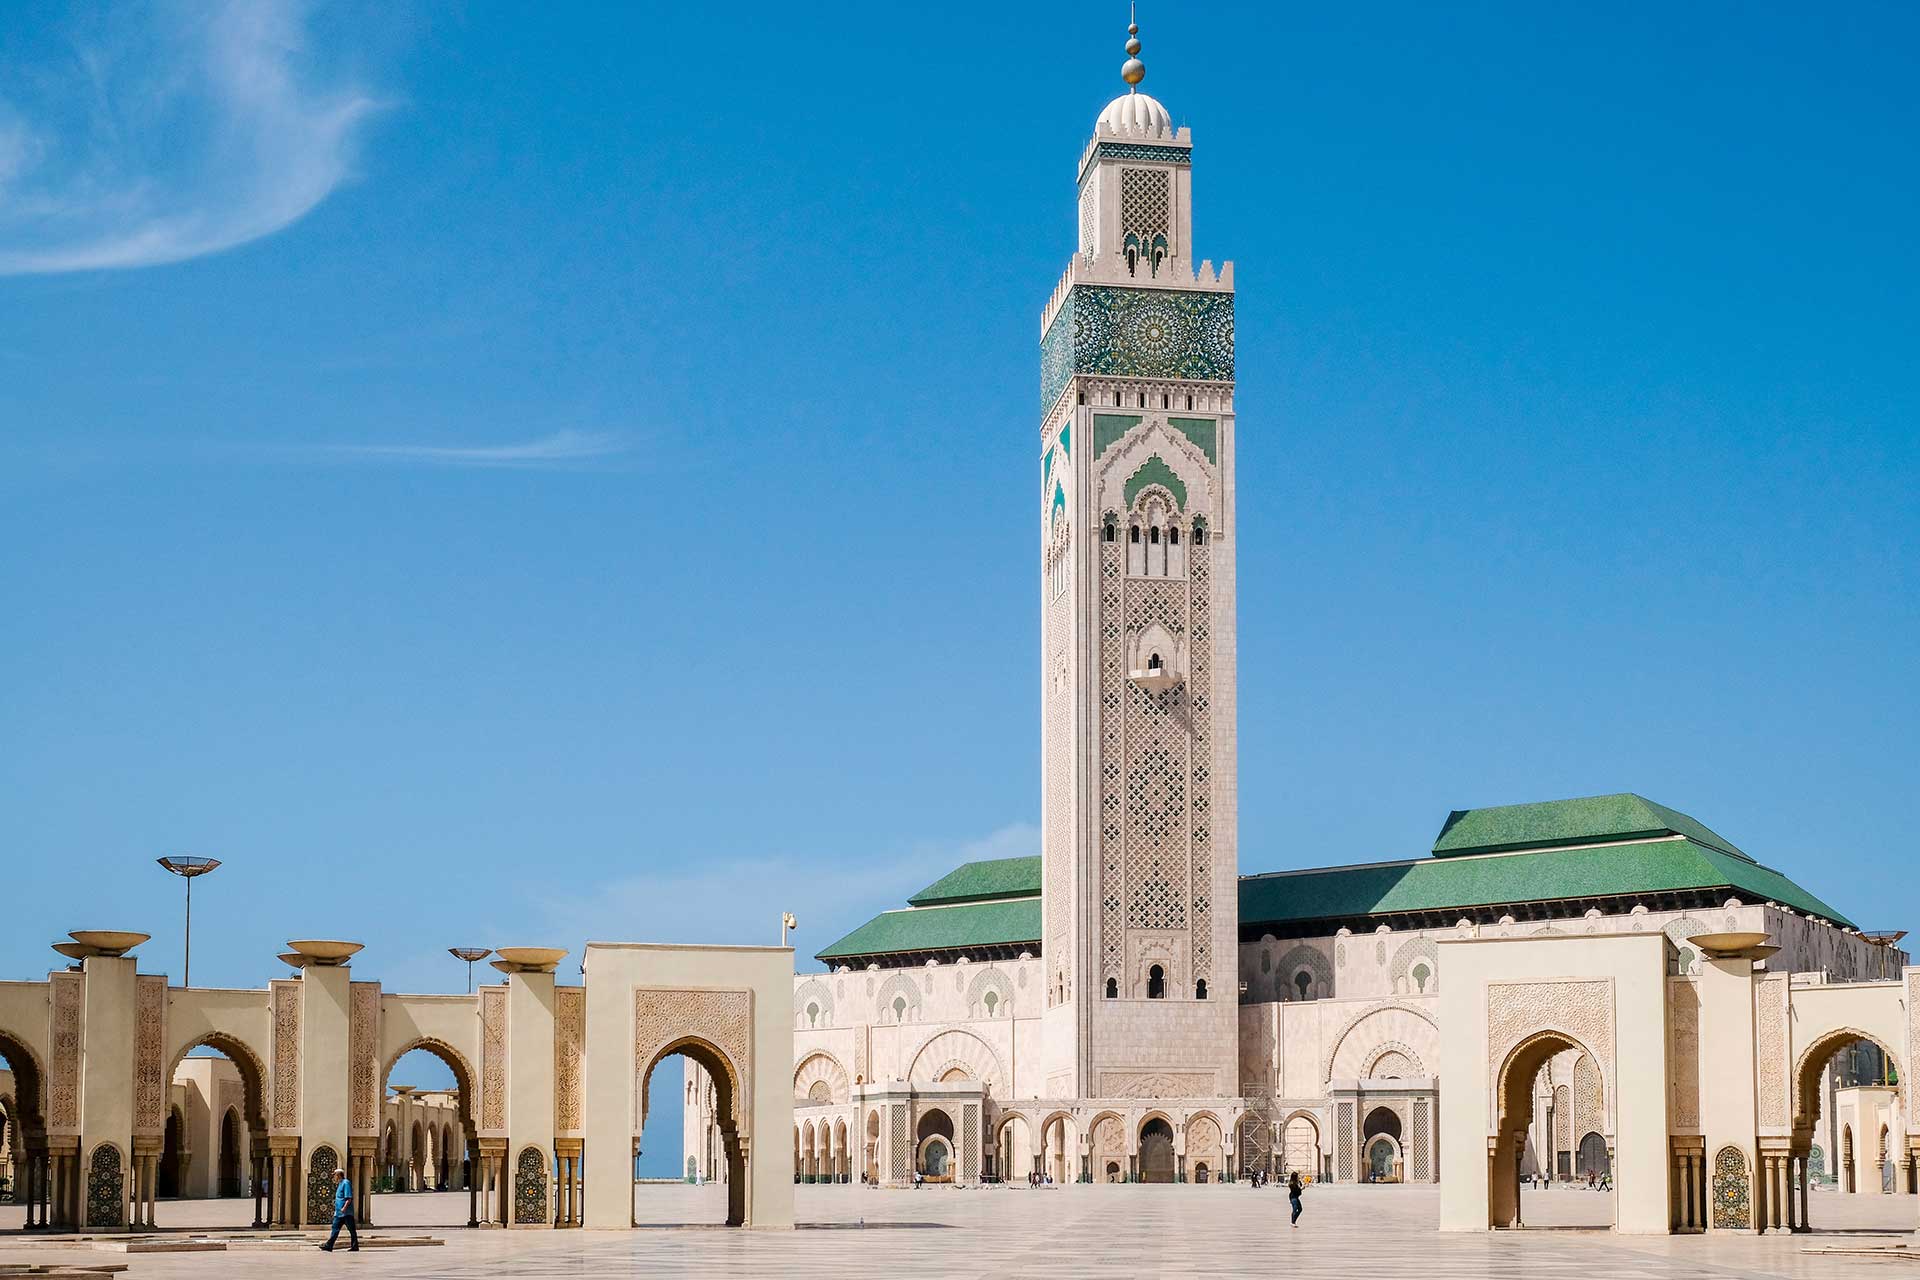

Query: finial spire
left=1121, top=5, right=1145, bottom=92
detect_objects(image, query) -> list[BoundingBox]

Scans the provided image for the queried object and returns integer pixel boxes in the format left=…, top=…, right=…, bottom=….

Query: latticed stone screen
left=1079, top=187, right=1096, bottom=256
left=1121, top=169, right=1170, bottom=246
left=1336, top=1102, right=1355, bottom=1182
left=1410, top=1100, right=1430, bottom=1181
left=889, top=1107, right=907, bottom=1181
left=963, top=1104, right=980, bottom=1181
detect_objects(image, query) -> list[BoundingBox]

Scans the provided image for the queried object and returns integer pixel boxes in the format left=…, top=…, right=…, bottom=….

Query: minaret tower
left=1037, top=13, right=1239, bottom=1106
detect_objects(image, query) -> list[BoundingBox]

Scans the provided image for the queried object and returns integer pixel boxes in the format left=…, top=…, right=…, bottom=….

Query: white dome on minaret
left=1096, top=91, right=1172, bottom=136
left=1095, top=12, right=1172, bottom=137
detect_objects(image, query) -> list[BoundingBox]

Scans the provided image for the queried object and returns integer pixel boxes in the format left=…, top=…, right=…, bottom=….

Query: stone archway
left=378, top=1038, right=480, bottom=1228
left=1139, top=1116, right=1176, bottom=1184
left=160, top=1033, right=270, bottom=1228
left=1789, top=1027, right=1907, bottom=1225
left=638, top=1032, right=748, bottom=1226
left=1491, top=1029, right=1610, bottom=1229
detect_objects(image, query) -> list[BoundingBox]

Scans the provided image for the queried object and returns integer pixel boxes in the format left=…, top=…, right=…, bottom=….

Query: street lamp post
left=448, top=948, right=492, bottom=994
left=781, top=913, right=797, bottom=947
left=156, top=857, right=222, bottom=987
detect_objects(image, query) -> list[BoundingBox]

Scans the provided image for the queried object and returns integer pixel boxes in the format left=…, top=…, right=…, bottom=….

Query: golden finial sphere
left=1126, top=36, right=1142, bottom=55
left=1129, top=22, right=1139, bottom=35
left=1121, top=56, right=1145, bottom=85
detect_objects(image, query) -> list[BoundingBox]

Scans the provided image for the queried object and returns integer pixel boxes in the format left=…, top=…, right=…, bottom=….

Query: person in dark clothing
left=1288, top=1171, right=1304, bottom=1227
left=319, top=1168, right=359, bottom=1252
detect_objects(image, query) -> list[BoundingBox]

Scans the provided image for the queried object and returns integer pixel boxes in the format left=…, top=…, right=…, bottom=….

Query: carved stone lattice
left=1486, top=980, right=1614, bottom=1130
left=85, top=1143, right=123, bottom=1228
left=1320, top=1001, right=1438, bottom=1085
left=307, top=1145, right=339, bottom=1226
left=1573, top=1056, right=1604, bottom=1141
left=49, top=972, right=82, bottom=1130
left=514, top=1146, right=548, bottom=1224
left=1669, top=978, right=1701, bottom=1129
left=962, top=1103, right=980, bottom=1180
left=1120, top=168, right=1170, bottom=245
left=349, top=982, right=378, bottom=1133
left=1552, top=1086, right=1572, bottom=1149
left=889, top=1107, right=907, bottom=1180
left=1043, top=576, right=1073, bottom=1004
left=1188, top=544, right=1212, bottom=978
left=1099, top=1070, right=1215, bottom=1099
left=271, top=982, right=301, bottom=1130
left=794, top=1051, right=849, bottom=1105
left=1910, top=971, right=1920, bottom=1127
left=1410, top=1099, right=1430, bottom=1181
left=481, top=987, right=507, bottom=1131
left=634, top=988, right=752, bottom=1133
left=554, top=987, right=585, bottom=1131
left=1078, top=186, right=1096, bottom=256
left=1098, top=540, right=1125, bottom=982
left=133, top=974, right=166, bottom=1135
left=1711, top=1145, right=1751, bottom=1230
left=1755, top=975, right=1789, bottom=1128
left=1336, top=1101, right=1355, bottom=1181
left=1123, top=578, right=1188, bottom=931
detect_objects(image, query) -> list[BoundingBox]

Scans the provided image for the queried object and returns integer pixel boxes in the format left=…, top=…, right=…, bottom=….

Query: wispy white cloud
left=322, top=429, right=630, bottom=468
left=0, top=1, right=381, bottom=275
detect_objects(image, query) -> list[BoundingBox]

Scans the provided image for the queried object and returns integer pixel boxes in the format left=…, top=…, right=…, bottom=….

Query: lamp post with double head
left=448, top=948, right=492, bottom=994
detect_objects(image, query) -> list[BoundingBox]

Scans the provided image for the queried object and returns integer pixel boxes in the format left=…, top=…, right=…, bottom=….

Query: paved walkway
left=1, top=1184, right=1915, bottom=1277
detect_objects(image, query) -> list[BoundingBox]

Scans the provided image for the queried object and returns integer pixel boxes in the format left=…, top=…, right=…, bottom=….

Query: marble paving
left=2, top=1184, right=1916, bottom=1277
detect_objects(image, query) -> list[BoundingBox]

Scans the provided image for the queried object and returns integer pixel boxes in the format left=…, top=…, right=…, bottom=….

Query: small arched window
left=892, top=996, right=908, bottom=1023
left=1105, top=977, right=1118, bottom=999
left=1128, top=525, right=1140, bottom=544
left=1147, top=965, right=1166, bottom=1000
left=1148, top=526, right=1159, bottom=545
left=1192, top=520, right=1207, bottom=546
left=1147, top=653, right=1163, bottom=673
left=1168, top=527, right=1179, bottom=546
left=1103, top=518, right=1116, bottom=543
left=806, top=1001, right=819, bottom=1027
left=1195, top=979, right=1209, bottom=1000
left=1293, top=971, right=1312, bottom=1001
left=983, top=990, right=999, bottom=1017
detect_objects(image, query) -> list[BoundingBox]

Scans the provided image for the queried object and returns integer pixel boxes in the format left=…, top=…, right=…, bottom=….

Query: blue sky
left=1, top=2, right=1914, bottom=1176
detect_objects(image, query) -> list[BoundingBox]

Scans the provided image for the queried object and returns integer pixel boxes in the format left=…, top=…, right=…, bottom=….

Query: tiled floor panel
left=3, top=1184, right=1915, bottom=1277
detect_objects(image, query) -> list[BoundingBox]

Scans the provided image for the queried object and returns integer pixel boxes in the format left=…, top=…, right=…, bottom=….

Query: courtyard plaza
left=3, top=1184, right=1915, bottom=1278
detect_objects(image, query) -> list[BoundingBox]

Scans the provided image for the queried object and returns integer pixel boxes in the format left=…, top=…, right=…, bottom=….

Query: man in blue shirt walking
left=319, top=1168, right=359, bottom=1252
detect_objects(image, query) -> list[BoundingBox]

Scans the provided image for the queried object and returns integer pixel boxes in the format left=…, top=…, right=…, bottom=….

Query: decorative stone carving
left=962, top=1103, right=980, bottom=1181
left=1320, top=1001, right=1439, bottom=1084
left=1098, top=1070, right=1215, bottom=1099
left=1668, top=978, right=1700, bottom=1129
left=1755, top=974, right=1789, bottom=1128
left=910, top=1029, right=1006, bottom=1092
left=514, top=1146, right=547, bottom=1224
left=1485, top=980, right=1614, bottom=1130
left=634, top=987, right=752, bottom=1133
left=554, top=986, right=585, bottom=1132
left=481, top=986, right=506, bottom=1131
left=271, top=981, right=300, bottom=1130
left=86, top=1143, right=123, bottom=1228
left=873, top=972, right=922, bottom=1024
left=48, top=972, right=82, bottom=1130
left=1335, top=1101, right=1355, bottom=1181
left=1278, top=944, right=1333, bottom=1001
left=1389, top=936, right=1439, bottom=994
left=132, top=973, right=166, bottom=1135
left=1711, top=1145, right=1751, bottom=1230
left=349, top=982, right=378, bottom=1133
left=1360, top=1040, right=1426, bottom=1080
left=306, top=1145, right=339, bottom=1226
left=793, top=977, right=834, bottom=1029
left=794, top=1051, right=850, bottom=1105
left=1909, top=971, right=1920, bottom=1127
left=888, top=1106, right=907, bottom=1179
left=1410, top=1099, right=1431, bottom=1181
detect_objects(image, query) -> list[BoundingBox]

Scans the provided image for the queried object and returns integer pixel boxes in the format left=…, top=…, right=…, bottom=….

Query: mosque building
left=685, top=17, right=1908, bottom=1196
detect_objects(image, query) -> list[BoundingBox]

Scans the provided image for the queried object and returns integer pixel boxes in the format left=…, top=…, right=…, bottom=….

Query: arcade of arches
left=0, top=937, right=794, bottom=1231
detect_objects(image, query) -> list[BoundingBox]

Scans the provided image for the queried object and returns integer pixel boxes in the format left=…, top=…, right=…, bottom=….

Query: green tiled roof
left=1239, top=837, right=1855, bottom=930
left=908, top=856, right=1042, bottom=907
left=817, top=899, right=1041, bottom=962
left=1432, top=793, right=1752, bottom=862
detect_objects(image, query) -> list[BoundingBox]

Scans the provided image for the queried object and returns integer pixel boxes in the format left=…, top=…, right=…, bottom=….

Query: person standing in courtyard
left=1287, top=1171, right=1304, bottom=1228
left=319, top=1168, right=359, bottom=1252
